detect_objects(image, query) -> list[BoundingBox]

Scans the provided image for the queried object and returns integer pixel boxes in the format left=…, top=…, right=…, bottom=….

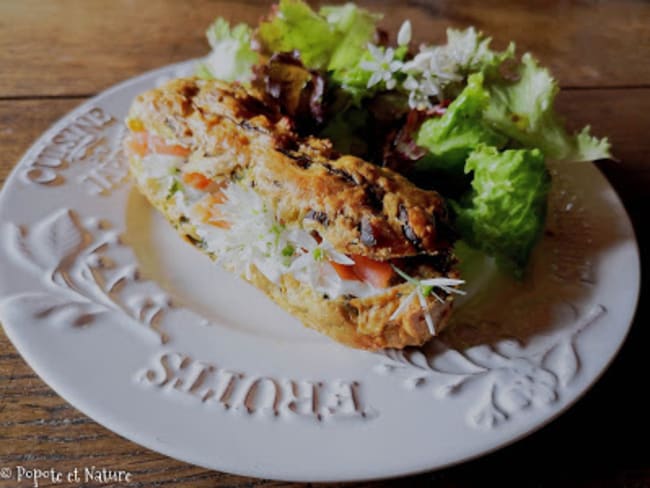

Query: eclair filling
left=125, top=130, right=465, bottom=333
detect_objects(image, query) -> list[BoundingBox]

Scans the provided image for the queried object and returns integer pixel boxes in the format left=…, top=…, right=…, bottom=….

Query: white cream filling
left=136, top=152, right=468, bottom=334
left=136, top=153, right=184, bottom=193
left=138, top=153, right=385, bottom=300
left=194, top=182, right=383, bottom=299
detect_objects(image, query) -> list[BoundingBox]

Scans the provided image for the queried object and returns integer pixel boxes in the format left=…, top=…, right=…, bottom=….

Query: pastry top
left=128, top=78, right=453, bottom=261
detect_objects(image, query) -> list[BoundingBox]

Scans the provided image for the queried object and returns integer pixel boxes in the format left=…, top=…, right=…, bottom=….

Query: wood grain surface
left=1, top=1, right=649, bottom=487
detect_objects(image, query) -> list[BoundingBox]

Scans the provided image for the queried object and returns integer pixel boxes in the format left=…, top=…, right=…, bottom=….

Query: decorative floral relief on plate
left=375, top=304, right=605, bottom=428
left=1, top=209, right=171, bottom=343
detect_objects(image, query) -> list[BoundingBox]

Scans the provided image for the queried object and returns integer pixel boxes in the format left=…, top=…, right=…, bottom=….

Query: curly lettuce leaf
left=415, top=73, right=507, bottom=173
left=199, top=18, right=258, bottom=83
left=320, top=3, right=382, bottom=72
left=257, top=0, right=333, bottom=69
left=484, top=53, right=611, bottom=161
left=453, top=145, right=550, bottom=276
left=257, top=0, right=379, bottom=73
left=332, top=48, right=376, bottom=102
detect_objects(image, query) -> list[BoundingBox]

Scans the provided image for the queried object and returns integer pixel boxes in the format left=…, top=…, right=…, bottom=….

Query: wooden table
left=1, top=1, right=649, bottom=486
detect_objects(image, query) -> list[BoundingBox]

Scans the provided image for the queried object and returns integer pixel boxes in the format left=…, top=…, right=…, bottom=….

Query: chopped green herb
left=270, top=223, right=285, bottom=246
left=167, top=179, right=182, bottom=200
left=313, top=247, right=324, bottom=261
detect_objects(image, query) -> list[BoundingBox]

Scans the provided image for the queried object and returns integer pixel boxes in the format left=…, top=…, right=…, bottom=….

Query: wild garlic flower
left=360, top=44, right=404, bottom=90
left=397, top=20, right=412, bottom=47
left=445, top=26, right=495, bottom=73
left=389, top=267, right=466, bottom=335
left=401, top=45, right=465, bottom=109
left=288, top=239, right=375, bottom=298
left=402, top=73, right=442, bottom=110
left=195, top=182, right=290, bottom=283
left=400, top=26, right=499, bottom=109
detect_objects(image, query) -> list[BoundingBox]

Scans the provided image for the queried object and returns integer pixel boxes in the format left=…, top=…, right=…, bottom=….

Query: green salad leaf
left=257, top=0, right=379, bottom=72
left=484, top=53, right=612, bottom=161
left=332, top=48, right=377, bottom=103
left=415, top=73, right=507, bottom=173
left=453, top=145, right=550, bottom=276
left=199, top=18, right=258, bottom=83
left=320, top=3, right=382, bottom=72
left=257, top=0, right=334, bottom=69
left=412, top=49, right=610, bottom=274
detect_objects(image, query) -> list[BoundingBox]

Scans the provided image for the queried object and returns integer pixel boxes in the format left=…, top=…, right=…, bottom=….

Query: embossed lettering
left=78, top=153, right=128, bottom=195
left=321, top=381, right=364, bottom=418
left=142, top=354, right=170, bottom=386
left=204, top=370, right=244, bottom=409
left=185, top=362, right=216, bottom=394
left=244, top=377, right=281, bottom=415
left=287, top=380, right=320, bottom=417
left=22, top=106, right=125, bottom=191
left=140, top=352, right=191, bottom=387
left=136, top=354, right=374, bottom=422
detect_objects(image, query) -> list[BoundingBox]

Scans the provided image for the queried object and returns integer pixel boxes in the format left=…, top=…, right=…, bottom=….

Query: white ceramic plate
left=0, top=61, right=640, bottom=482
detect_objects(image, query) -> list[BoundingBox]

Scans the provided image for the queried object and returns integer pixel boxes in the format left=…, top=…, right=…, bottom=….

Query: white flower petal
left=419, top=277, right=466, bottom=287
left=330, top=255, right=355, bottom=266
left=403, top=75, right=419, bottom=91
left=286, top=228, right=318, bottom=250
left=417, top=289, right=436, bottom=335
left=367, top=43, right=383, bottom=59
left=367, top=71, right=383, bottom=88
left=389, top=290, right=416, bottom=321
left=389, top=60, right=404, bottom=72
left=359, top=60, right=379, bottom=71
left=397, top=20, right=412, bottom=47
left=420, top=277, right=466, bottom=297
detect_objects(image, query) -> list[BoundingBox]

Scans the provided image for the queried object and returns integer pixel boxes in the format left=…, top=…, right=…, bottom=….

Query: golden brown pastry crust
left=126, top=77, right=459, bottom=350
left=128, top=78, right=452, bottom=261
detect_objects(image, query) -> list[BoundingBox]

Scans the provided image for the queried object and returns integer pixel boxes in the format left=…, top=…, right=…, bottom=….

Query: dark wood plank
left=556, top=87, right=650, bottom=201
left=0, top=99, right=82, bottom=185
left=0, top=0, right=649, bottom=97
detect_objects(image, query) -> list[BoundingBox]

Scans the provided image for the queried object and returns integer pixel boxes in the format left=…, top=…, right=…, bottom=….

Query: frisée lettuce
left=257, top=0, right=380, bottom=73
left=483, top=53, right=612, bottom=162
left=198, top=18, right=258, bottom=83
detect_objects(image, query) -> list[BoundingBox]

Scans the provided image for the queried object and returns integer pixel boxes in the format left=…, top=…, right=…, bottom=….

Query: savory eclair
left=124, top=77, right=463, bottom=350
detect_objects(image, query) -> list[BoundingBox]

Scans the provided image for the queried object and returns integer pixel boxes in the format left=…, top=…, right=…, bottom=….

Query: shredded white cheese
left=137, top=153, right=467, bottom=322
left=138, top=153, right=385, bottom=299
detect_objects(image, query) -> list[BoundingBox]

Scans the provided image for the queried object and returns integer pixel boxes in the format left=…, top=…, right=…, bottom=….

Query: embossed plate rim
left=0, top=60, right=641, bottom=482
